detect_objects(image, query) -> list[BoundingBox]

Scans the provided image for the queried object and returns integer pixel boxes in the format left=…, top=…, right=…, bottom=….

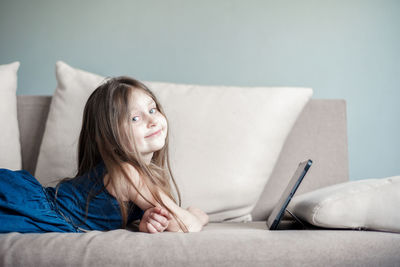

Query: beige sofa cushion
left=35, top=61, right=105, bottom=183
left=0, top=62, right=21, bottom=170
left=289, top=176, right=400, bottom=233
left=35, top=61, right=312, bottom=222
left=2, top=222, right=400, bottom=267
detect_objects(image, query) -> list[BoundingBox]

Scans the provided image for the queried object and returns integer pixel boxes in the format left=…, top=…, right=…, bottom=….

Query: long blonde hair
left=73, top=76, right=188, bottom=232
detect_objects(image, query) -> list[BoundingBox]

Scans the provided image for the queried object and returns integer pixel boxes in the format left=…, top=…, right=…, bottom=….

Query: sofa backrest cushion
left=252, top=99, right=349, bottom=221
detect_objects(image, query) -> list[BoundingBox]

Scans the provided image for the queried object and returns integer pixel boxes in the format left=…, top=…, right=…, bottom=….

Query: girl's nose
left=147, top=115, right=157, bottom=127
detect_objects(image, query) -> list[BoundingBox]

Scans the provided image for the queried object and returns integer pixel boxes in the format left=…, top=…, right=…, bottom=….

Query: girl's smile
left=145, top=129, right=162, bottom=138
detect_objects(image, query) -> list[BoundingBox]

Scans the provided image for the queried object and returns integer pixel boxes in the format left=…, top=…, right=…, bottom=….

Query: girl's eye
left=149, top=108, right=157, bottom=114
left=132, top=116, right=140, bottom=122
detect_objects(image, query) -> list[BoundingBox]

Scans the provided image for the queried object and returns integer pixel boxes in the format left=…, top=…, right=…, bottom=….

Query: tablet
left=266, top=159, right=312, bottom=230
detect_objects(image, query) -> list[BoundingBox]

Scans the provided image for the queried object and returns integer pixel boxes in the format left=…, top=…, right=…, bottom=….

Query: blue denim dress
left=0, top=162, right=144, bottom=233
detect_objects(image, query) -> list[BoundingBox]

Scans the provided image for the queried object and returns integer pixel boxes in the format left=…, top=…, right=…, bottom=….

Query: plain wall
left=0, top=0, right=399, bottom=180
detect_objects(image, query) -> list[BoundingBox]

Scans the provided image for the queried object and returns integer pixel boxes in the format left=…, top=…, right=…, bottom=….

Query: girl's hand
left=139, top=206, right=172, bottom=234
left=187, top=206, right=209, bottom=226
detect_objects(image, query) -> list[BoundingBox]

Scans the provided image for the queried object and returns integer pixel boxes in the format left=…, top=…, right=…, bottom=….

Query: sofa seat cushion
left=1, top=222, right=399, bottom=267
left=289, top=176, right=400, bottom=233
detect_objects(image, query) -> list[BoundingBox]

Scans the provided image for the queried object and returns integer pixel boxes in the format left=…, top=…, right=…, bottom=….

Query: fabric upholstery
left=0, top=61, right=21, bottom=170
left=34, top=61, right=105, bottom=184
left=1, top=222, right=399, bottom=267
left=17, top=96, right=51, bottom=175
left=252, top=99, right=349, bottom=221
left=289, top=175, right=400, bottom=233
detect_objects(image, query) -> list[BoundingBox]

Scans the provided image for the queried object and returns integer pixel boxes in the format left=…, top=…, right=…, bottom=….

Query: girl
left=0, top=76, right=209, bottom=234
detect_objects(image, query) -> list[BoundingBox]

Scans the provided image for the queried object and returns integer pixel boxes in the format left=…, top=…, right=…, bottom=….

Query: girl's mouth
left=145, top=129, right=161, bottom=138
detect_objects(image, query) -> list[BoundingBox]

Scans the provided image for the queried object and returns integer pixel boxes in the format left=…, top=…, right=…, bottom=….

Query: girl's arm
left=187, top=206, right=209, bottom=226
left=120, top=163, right=203, bottom=232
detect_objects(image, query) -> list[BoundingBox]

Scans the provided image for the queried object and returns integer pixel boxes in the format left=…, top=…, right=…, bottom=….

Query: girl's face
left=128, top=89, right=168, bottom=159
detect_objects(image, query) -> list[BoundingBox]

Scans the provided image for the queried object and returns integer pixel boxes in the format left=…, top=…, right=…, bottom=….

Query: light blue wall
left=1, top=0, right=399, bottom=180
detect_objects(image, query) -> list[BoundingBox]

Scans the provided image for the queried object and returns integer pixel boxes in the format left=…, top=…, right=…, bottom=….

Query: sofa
left=1, top=94, right=399, bottom=267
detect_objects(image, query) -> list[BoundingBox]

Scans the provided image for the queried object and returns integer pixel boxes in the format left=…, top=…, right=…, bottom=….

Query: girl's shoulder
left=103, top=162, right=142, bottom=202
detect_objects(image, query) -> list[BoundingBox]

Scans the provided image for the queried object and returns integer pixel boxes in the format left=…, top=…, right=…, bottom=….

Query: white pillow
left=35, top=61, right=313, bottom=222
left=0, top=62, right=21, bottom=170
left=35, top=61, right=105, bottom=184
left=289, top=176, right=400, bottom=233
